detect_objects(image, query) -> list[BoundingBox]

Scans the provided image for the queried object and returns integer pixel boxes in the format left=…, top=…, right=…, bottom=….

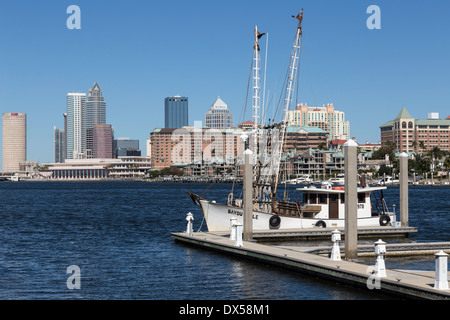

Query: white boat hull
left=199, top=200, right=395, bottom=232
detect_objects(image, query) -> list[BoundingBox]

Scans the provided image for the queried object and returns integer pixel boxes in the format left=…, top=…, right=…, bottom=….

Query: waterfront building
left=237, top=120, right=261, bottom=131
left=284, top=126, right=329, bottom=153
left=2, top=113, right=26, bottom=172
left=146, top=139, right=151, bottom=157
left=380, top=107, right=450, bottom=153
left=85, top=83, right=106, bottom=156
left=150, top=126, right=244, bottom=170
left=114, top=138, right=141, bottom=157
left=93, top=124, right=113, bottom=158
left=205, top=97, right=233, bottom=129
left=286, top=103, right=350, bottom=141
left=43, top=156, right=152, bottom=179
left=66, top=92, right=86, bottom=159
left=54, top=126, right=65, bottom=163
left=165, top=96, right=188, bottom=128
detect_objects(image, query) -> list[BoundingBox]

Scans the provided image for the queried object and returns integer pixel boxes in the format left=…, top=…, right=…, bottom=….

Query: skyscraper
left=93, top=124, right=113, bottom=158
left=66, top=92, right=86, bottom=159
left=165, top=96, right=188, bottom=128
left=54, top=126, right=65, bottom=163
left=85, top=83, right=106, bottom=156
left=2, top=113, right=26, bottom=172
left=205, top=97, right=233, bottom=129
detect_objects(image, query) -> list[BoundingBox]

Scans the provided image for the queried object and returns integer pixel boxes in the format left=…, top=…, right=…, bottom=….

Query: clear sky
left=1, top=0, right=449, bottom=166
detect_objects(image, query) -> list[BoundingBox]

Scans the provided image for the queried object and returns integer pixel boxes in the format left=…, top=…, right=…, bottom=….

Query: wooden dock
left=171, top=231, right=450, bottom=300
left=238, top=226, right=418, bottom=241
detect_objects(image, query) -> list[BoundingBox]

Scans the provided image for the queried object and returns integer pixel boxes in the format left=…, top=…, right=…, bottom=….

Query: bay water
left=0, top=181, right=448, bottom=300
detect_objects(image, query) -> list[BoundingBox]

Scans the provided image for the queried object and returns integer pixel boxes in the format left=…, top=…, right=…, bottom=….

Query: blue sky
left=1, top=0, right=449, bottom=165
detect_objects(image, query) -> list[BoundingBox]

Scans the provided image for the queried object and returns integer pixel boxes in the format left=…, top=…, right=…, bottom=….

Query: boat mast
left=252, top=26, right=265, bottom=163
left=273, top=9, right=304, bottom=195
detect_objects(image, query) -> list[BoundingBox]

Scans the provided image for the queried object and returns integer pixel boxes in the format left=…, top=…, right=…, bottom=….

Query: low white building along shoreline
left=43, top=156, right=152, bottom=180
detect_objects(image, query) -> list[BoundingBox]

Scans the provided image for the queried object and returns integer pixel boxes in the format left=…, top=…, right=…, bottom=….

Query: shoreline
left=3, top=177, right=450, bottom=186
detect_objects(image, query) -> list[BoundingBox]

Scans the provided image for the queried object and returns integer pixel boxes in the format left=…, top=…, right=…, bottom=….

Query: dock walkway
left=171, top=231, right=450, bottom=300
left=228, top=226, right=418, bottom=241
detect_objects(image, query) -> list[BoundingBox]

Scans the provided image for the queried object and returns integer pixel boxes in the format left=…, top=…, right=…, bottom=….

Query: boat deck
left=171, top=231, right=450, bottom=300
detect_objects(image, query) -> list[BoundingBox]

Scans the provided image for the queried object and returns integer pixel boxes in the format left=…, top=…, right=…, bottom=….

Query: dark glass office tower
left=164, top=96, right=188, bottom=128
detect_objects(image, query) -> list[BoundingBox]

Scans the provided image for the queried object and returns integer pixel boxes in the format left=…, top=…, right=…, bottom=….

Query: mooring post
left=434, top=250, right=449, bottom=290
left=399, top=152, right=409, bottom=227
left=186, top=212, right=194, bottom=236
left=344, top=139, right=358, bottom=261
left=374, top=239, right=387, bottom=278
left=230, top=217, right=237, bottom=240
left=243, top=148, right=254, bottom=241
left=330, top=229, right=342, bottom=261
left=234, top=223, right=243, bottom=247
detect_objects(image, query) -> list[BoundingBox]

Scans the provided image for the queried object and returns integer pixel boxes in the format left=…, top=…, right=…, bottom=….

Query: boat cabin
left=292, top=186, right=384, bottom=220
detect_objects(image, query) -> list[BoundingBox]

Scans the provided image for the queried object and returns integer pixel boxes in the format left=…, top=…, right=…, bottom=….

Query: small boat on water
left=325, top=174, right=345, bottom=186
left=188, top=10, right=396, bottom=233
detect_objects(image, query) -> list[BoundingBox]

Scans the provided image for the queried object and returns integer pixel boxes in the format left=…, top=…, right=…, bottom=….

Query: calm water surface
left=0, top=181, right=448, bottom=300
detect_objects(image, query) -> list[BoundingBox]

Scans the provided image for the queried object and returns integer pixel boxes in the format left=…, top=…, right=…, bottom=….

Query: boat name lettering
left=228, top=209, right=258, bottom=220
left=357, top=204, right=365, bottom=209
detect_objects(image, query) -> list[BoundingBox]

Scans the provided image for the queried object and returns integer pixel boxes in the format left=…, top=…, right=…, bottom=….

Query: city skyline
left=1, top=1, right=450, bottom=167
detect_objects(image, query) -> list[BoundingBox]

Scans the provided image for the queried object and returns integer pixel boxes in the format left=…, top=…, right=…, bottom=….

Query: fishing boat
left=189, top=183, right=396, bottom=232
left=188, top=10, right=396, bottom=232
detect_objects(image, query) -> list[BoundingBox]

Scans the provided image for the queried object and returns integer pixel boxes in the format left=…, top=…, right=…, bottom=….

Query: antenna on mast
left=292, top=8, right=304, bottom=33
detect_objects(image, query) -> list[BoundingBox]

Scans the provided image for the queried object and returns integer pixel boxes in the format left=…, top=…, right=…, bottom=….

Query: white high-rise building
left=205, top=97, right=233, bottom=129
left=2, top=113, right=27, bottom=172
left=66, top=93, right=86, bottom=159
left=287, top=103, right=350, bottom=141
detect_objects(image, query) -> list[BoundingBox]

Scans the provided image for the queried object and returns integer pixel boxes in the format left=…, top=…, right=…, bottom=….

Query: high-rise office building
left=2, top=113, right=27, bottom=172
left=114, top=138, right=141, bottom=157
left=165, top=96, right=188, bottom=128
left=66, top=92, right=86, bottom=159
left=205, top=97, right=233, bottom=129
left=93, top=124, right=113, bottom=158
left=54, top=126, right=65, bottom=163
left=85, top=83, right=106, bottom=156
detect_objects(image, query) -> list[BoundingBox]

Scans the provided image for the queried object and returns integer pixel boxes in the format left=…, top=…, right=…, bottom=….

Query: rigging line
left=295, top=35, right=304, bottom=107
left=274, top=27, right=301, bottom=120
left=261, top=33, right=269, bottom=126
left=273, top=61, right=289, bottom=123
left=198, top=178, right=218, bottom=197
left=239, top=51, right=255, bottom=124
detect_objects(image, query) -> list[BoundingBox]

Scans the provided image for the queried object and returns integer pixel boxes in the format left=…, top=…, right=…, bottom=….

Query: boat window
left=340, top=194, right=345, bottom=203
left=358, top=193, right=365, bottom=203
left=303, top=193, right=308, bottom=204
left=309, top=193, right=317, bottom=204
left=319, top=194, right=327, bottom=204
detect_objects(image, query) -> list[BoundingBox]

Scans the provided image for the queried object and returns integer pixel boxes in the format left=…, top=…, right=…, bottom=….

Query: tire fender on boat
left=315, top=220, right=326, bottom=228
left=379, top=214, right=391, bottom=226
left=269, top=215, right=281, bottom=229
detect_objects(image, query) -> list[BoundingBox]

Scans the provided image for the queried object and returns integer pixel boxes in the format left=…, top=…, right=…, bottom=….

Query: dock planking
left=171, top=231, right=450, bottom=300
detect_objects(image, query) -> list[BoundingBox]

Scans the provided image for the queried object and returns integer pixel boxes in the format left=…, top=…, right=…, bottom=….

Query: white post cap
left=343, top=139, right=358, bottom=147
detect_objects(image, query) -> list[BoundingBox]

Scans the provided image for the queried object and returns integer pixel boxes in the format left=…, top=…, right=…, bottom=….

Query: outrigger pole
left=272, top=9, right=304, bottom=201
